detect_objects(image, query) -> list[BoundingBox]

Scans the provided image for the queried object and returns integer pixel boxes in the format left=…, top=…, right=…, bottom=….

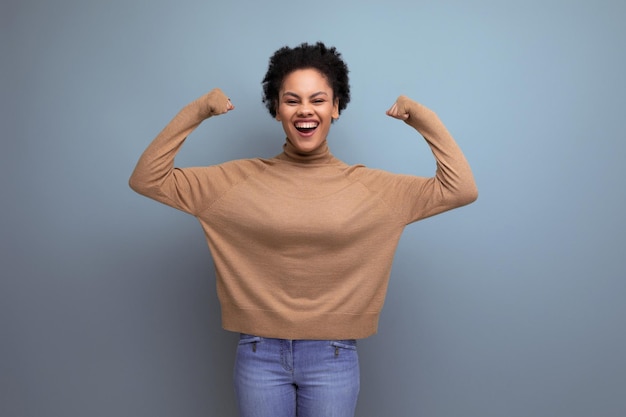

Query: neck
left=278, top=138, right=334, bottom=164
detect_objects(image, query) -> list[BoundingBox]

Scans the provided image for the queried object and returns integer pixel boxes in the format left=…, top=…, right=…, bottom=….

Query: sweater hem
left=221, top=305, right=380, bottom=340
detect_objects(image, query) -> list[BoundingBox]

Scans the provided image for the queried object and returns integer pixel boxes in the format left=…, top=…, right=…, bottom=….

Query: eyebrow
left=282, top=91, right=329, bottom=99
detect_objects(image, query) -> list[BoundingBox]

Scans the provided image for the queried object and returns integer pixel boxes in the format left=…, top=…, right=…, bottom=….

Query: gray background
left=2, top=0, right=625, bottom=416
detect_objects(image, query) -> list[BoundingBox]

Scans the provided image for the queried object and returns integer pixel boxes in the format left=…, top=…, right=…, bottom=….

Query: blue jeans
left=233, top=334, right=360, bottom=417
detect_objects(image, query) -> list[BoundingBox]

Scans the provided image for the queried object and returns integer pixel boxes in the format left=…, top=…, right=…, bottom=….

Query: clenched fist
left=197, top=88, right=235, bottom=118
left=385, top=95, right=413, bottom=121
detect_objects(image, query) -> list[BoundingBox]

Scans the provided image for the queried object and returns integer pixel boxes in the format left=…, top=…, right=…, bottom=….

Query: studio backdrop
left=2, top=1, right=625, bottom=416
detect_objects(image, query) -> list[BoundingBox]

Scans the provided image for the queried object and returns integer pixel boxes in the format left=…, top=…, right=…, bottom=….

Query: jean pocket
left=238, top=334, right=262, bottom=346
left=330, top=340, right=357, bottom=352
left=329, top=340, right=359, bottom=371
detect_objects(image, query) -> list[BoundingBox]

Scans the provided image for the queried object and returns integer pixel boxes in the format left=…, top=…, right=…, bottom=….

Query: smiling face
left=275, top=68, right=339, bottom=153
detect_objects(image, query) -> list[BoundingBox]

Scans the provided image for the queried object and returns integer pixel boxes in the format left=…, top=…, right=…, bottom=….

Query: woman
left=129, top=41, right=477, bottom=417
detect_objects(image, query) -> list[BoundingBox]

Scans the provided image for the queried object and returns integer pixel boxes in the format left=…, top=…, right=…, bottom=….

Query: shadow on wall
left=3, top=216, right=241, bottom=417
left=111, top=214, right=241, bottom=416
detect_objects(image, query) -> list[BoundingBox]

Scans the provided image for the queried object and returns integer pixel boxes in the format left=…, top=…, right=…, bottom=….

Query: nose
left=297, top=102, right=313, bottom=116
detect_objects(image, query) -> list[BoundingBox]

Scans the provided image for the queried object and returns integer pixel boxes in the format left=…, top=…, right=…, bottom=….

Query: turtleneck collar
left=276, top=138, right=335, bottom=165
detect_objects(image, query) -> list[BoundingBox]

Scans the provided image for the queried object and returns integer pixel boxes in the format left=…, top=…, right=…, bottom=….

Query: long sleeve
left=354, top=97, right=478, bottom=224
left=404, top=98, right=478, bottom=212
left=129, top=90, right=239, bottom=215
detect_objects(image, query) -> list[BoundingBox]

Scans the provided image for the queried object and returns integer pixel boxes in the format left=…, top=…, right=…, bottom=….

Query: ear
left=332, top=98, right=339, bottom=119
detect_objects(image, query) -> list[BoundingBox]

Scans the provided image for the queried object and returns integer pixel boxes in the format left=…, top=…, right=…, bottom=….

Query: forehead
left=280, top=68, right=332, bottom=93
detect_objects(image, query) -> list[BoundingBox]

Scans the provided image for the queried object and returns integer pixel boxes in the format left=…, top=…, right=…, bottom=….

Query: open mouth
left=295, top=121, right=319, bottom=133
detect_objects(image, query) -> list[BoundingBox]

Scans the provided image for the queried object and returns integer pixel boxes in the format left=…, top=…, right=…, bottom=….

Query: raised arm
left=386, top=95, right=478, bottom=219
left=128, top=88, right=234, bottom=212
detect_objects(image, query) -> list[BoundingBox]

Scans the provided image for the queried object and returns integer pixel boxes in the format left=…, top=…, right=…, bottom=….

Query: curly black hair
left=262, top=42, right=350, bottom=118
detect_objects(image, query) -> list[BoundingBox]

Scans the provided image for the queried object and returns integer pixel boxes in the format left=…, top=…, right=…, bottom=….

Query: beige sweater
left=129, top=95, right=477, bottom=339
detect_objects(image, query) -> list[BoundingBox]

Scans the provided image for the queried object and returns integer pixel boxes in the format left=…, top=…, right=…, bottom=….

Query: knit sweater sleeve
left=128, top=91, right=246, bottom=216
left=360, top=97, right=478, bottom=224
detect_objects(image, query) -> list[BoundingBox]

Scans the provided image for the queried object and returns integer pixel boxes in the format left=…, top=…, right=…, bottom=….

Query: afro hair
left=262, top=42, right=350, bottom=118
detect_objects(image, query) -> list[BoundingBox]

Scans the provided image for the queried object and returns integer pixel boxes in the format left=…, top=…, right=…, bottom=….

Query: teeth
left=295, top=122, right=318, bottom=129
